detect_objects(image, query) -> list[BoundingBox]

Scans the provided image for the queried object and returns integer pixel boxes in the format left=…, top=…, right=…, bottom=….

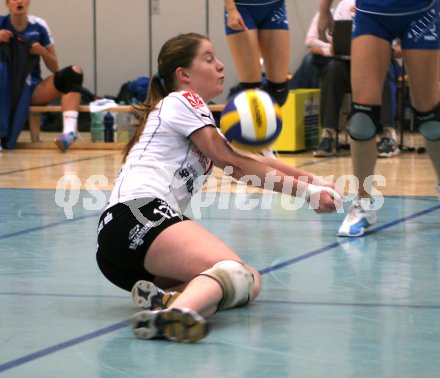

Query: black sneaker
left=314, top=135, right=336, bottom=157
left=377, top=137, right=400, bottom=158
left=131, top=308, right=208, bottom=343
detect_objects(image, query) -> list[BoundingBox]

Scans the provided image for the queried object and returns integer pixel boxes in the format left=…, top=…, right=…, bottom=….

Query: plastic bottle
left=103, top=112, right=115, bottom=142
left=90, top=112, right=104, bottom=142
left=116, top=102, right=132, bottom=143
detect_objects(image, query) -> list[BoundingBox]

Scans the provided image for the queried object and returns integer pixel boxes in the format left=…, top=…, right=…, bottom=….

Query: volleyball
left=220, top=89, right=282, bottom=151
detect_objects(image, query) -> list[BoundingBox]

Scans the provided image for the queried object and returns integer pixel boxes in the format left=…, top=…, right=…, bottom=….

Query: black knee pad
left=54, top=65, right=84, bottom=93
left=261, top=80, right=289, bottom=106
left=413, top=104, right=440, bottom=141
left=348, top=103, right=382, bottom=141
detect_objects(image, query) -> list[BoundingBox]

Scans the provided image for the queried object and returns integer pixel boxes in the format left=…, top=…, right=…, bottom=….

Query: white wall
left=0, top=0, right=335, bottom=103
left=95, top=0, right=150, bottom=97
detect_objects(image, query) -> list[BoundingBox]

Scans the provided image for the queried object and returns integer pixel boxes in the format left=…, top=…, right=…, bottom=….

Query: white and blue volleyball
left=220, top=89, right=282, bottom=152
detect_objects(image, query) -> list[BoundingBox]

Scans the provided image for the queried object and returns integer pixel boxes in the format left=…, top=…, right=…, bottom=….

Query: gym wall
left=1, top=0, right=329, bottom=103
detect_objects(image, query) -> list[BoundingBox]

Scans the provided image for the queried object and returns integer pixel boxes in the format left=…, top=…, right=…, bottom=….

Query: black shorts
left=96, top=198, right=189, bottom=292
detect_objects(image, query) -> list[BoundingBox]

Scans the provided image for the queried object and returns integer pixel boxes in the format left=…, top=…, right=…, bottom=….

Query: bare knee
left=71, top=65, right=83, bottom=75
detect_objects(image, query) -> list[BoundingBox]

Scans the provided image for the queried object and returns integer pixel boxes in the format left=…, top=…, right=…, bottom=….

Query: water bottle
left=103, top=112, right=115, bottom=142
left=116, top=102, right=133, bottom=143
left=90, top=112, right=104, bottom=142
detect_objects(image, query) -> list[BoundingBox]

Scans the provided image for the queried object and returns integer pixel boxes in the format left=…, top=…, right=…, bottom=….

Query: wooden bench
left=23, top=103, right=225, bottom=149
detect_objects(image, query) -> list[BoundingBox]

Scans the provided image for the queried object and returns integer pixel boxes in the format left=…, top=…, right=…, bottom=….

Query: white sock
left=62, top=111, right=79, bottom=135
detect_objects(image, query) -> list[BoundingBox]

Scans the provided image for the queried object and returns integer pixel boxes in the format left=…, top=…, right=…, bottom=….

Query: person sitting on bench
left=0, top=0, right=84, bottom=151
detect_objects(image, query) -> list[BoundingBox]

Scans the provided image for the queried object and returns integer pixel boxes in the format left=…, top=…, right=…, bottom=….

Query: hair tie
left=156, top=72, right=168, bottom=92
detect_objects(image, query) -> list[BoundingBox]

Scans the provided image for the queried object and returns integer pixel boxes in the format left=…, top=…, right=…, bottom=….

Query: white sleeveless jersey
left=107, top=91, right=216, bottom=213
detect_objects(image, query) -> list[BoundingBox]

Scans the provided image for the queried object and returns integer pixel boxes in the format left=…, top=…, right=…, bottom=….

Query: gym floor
left=1, top=132, right=439, bottom=377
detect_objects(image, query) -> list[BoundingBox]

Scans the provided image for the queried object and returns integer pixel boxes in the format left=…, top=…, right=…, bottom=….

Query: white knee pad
left=200, top=260, right=254, bottom=311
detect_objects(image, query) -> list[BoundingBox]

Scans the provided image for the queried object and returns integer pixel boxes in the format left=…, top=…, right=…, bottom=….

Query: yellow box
left=273, top=89, right=320, bottom=152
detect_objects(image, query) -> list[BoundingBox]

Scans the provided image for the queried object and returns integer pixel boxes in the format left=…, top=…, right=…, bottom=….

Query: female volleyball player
left=96, top=33, right=342, bottom=343
left=317, top=0, right=440, bottom=236
left=0, top=0, right=83, bottom=151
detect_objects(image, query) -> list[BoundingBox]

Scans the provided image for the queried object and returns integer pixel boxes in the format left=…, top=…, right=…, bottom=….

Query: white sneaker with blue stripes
left=337, top=197, right=377, bottom=237
left=54, top=131, right=77, bottom=152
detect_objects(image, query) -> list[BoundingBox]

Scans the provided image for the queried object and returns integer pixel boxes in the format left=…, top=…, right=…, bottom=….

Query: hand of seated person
left=309, top=46, right=325, bottom=56
left=0, top=29, right=13, bottom=43
left=29, top=42, right=47, bottom=56
left=329, top=44, right=334, bottom=56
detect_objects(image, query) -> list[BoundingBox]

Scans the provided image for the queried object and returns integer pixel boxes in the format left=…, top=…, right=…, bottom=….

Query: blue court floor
left=1, top=185, right=439, bottom=377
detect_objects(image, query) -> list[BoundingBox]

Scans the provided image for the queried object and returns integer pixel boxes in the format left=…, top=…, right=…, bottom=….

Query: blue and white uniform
left=225, top=0, right=288, bottom=35
left=353, top=0, right=440, bottom=49
left=0, top=14, right=53, bottom=88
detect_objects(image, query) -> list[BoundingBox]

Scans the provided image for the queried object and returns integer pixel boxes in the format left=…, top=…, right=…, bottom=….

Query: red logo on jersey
left=182, top=92, right=205, bottom=109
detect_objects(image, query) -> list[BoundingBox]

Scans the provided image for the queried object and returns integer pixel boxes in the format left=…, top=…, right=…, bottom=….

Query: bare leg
left=30, top=76, right=62, bottom=105
left=144, top=220, right=261, bottom=318
left=350, top=35, right=392, bottom=197
left=425, top=140, right=440, bottom=183
left=226, top=29, right=262, bottom=82
left=404, top=49, right=440, bottom=183
left=31, top=66, right=82, bottom=141
left=259, top=29, right=290, bottom=83
left=60, top=92, right=81, bottom=112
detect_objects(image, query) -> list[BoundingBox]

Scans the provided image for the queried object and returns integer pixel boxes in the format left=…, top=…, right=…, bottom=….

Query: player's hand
left=322, top=182, right=343, bottom=197
left=0, top=29, right=13, bottom=43
left=306, top=184, right=343, bottom=213
left=309, top=46, right=324, bottom=56
left=227, top=10, right=248, bottom=31
left=29, top=42, right=46, bottom=56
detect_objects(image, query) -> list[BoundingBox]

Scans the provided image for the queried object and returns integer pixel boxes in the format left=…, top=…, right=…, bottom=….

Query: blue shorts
left=225, top=0, right=289, bottom=35
left=30, top=76, right=42, bottom=95
left=353, top=2, right=440, bottom=50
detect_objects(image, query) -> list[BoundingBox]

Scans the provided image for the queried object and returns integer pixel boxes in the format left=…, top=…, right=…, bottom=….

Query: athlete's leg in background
left=350, top=35, right=392, bottom=197
left=404, top=49, right=440, bottom=183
